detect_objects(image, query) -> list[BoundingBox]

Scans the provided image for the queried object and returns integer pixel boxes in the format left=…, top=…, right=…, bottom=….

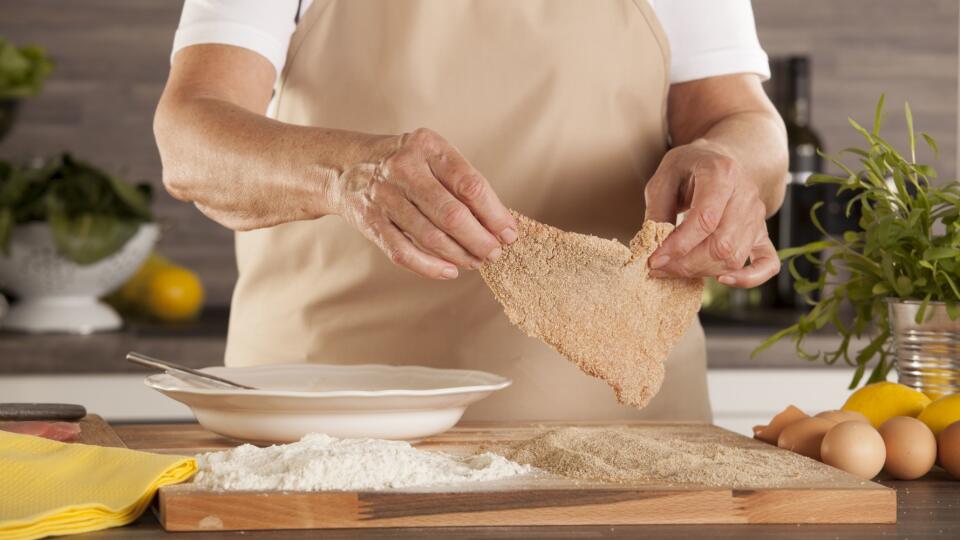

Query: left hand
left=643, top=139, right=780, bottom=288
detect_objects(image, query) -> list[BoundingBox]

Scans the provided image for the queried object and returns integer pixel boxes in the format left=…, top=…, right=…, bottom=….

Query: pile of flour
left=192, top=433, right=532, bottom=491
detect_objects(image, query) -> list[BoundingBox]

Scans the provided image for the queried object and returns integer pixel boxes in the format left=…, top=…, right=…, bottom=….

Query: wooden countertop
left=70, top=422, right=960, bottom=539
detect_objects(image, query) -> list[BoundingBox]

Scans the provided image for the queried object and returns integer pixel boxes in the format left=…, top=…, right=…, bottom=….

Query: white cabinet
left=0, top=374, right=192, bottom=421
left=708, top=368, right=861, bottom=435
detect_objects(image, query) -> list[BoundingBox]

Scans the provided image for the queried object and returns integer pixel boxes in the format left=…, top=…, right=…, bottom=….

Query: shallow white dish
left=145, top=363, right=511, bottom=443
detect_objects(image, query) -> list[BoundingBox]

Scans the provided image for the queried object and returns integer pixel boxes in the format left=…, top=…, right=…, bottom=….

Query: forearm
left=154, top=94, right=396, bottom=231
left=157, top=44, right=514, bottom=279
left=667, top=74, right=789, bottom=218
left=692, top=109, right=788, bottom=217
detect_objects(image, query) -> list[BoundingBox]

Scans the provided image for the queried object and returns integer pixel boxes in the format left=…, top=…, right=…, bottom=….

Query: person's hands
left=329, top=128, right=518, bottom=280
left=643, top=139, right=780, bottom=288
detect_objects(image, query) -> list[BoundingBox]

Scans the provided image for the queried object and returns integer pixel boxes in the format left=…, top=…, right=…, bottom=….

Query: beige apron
left=225, top=0, right=712, bottom=422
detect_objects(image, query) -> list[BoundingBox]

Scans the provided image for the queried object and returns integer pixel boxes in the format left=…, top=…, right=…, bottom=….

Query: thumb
left=643, top=171, right=680, bottom=224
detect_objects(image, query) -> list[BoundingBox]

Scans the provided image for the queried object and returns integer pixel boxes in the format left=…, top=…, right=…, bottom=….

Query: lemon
left=143, top=266, right=204, bottom=322
left=842, top=382, right=932, bottom=428
left=113, top=253, right=171, bottom=305
left=917, top=394, right=960, bottom=436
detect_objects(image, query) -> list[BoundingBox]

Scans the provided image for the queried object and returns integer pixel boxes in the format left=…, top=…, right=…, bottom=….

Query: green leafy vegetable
left=0, top=153, right=153, bottom=264
left=47, top=208, right=142, bottom=265
left=0, top=37, right=53, bottom=99
left=754, top=95, right=960, bottom=388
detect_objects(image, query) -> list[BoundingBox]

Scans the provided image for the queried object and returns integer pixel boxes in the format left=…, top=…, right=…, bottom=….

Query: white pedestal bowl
left=0, top=222, right=159, bottom=334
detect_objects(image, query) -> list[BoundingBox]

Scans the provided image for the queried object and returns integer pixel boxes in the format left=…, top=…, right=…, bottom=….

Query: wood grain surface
left=113, top=421, right=896, bottom=531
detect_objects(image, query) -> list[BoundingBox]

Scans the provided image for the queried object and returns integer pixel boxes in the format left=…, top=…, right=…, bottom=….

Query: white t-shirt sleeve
left=648, top=0, right=770, bottom=83
left=172, top=0, right=305, bottom=78
left=171, top=0, right=769, bottom=86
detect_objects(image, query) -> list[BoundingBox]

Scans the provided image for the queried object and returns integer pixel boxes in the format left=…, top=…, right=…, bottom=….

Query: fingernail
left=487, top=247, right=503, bottom=262
left=718, top=275, right=736, bottom=285
left=650, top=255, right=670, bottom=269
left=499, top=227, right=518, bottom=244
left=441, top=267, right=459, bottom=279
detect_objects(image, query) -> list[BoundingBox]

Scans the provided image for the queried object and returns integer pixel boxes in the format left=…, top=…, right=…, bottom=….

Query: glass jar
left=889, top=299, right=960, bottom=399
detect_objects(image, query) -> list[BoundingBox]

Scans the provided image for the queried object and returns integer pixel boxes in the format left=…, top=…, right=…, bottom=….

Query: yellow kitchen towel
left=0, top=431, right=196, bottom=540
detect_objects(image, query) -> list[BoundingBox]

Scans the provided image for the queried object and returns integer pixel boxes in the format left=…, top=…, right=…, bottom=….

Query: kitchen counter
left=71, top=422, right=959, bottom=540
left=0, top=306, right=867, bottom=432
left=0, top=306, right=860, bottom=373
left=0, top=307, right=230, bottom=374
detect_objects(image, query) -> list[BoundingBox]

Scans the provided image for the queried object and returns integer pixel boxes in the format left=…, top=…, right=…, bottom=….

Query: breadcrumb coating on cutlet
left=480, top=211, right=703, bottom=408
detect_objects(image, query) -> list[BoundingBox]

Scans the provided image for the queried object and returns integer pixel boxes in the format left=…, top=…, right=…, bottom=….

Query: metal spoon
left=126, top=352, right=257, bottom=390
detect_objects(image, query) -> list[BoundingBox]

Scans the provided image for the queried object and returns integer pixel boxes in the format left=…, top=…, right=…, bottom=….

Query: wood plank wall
left=0, top=1, right=237, bottom=303
left=1, top=0, right=956, bottom=306
left=754, top=0, right=958, bottom=180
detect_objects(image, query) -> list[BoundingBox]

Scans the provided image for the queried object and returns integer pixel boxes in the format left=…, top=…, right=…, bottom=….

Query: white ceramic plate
left=144, top=363, right=511, bottom=443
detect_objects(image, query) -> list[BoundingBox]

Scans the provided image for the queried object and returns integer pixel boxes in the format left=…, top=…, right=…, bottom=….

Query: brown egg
left=820, top=421, right=886, bottom=479
left=878, top=416, right=937, bottom=480
left=778, top=416, right=834, bottom=460
left=939, top=420, right=960, bottom=480
left=755, top=405, right=809, bottom=445
left=816, top=410, right=870, bottom=425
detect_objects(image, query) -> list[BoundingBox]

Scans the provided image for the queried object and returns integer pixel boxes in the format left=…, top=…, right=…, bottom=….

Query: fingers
left=375, top=183, right=482, bottom=269
left=399, top=161, right=505, bottom=263
left=649, top=158, right=737, bottom=269
left=651, top=191, right=762, bottom=279
left=364, top=217, right=461, bottom=280
left=643, top=167, right=681, bottom=225
left=718, top=232, right=781, bottom=288
left=376, top=128, right=513, bottom=263
left=427, top=145, right=518, bottom=244
left=341, top=128, right=518, bottom=278
left=643, top=142, right=779, bottom=288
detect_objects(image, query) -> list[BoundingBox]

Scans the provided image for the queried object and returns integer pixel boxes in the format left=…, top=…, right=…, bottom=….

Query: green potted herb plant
left=0, top=154, right=157, bottom=333
left=0, top=37, right=53, bottom=142
left=757, top=96, right=960, bottom=398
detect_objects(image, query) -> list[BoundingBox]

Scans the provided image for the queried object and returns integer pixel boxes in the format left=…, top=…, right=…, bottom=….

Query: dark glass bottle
left=769, top=56, right=824, bottom=309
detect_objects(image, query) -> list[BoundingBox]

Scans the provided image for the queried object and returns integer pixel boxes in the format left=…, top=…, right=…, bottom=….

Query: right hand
left=329, top=128, right=518, bottom=280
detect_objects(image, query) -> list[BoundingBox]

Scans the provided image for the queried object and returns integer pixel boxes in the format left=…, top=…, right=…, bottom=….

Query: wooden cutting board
left=113, top=421, right=896, bottom=530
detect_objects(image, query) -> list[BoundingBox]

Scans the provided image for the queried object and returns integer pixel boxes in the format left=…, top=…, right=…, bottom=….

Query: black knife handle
left=0, top=403, right=87, bottom=421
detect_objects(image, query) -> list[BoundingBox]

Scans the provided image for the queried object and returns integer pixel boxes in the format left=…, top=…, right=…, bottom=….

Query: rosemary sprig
left=754, top=95, right=960, bottom=388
